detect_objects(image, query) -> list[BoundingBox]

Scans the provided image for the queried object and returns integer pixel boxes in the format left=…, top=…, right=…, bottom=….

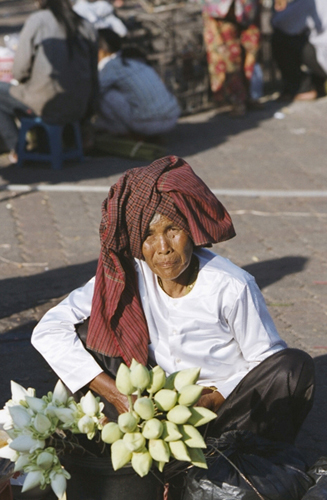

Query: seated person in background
left=272, top=0, right=327, bottom=100
left=0, top=0, right=98, bottom=163
left=94, top=29, right=181, bottom=138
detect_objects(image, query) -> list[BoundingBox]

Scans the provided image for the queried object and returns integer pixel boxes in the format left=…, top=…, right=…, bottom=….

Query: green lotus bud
left=188, top=447, right=208, bottom=469
left=179, top=424, right=206, bottom=448
left=134, top=397, right=155, bottom=420
left=115, top=364, right=136, bottom=396
left=33, top=413, right=52, bottom=434
left=154, top=389, right=178, bottom=412
left=111, top=439, right=133, bottom=470
left=148, top=439, right=170, bottom=463
left=118, top=412, right=138, bottom=433
left=25, top=396, right=46, bottom=413
left=167, top=405, right=192, bottom=425
left=154, top=460, right=165, bottom=473
left=161, top=420, right=182, bottom=442
left=142, top=418, right=163, bottom=440
left=9, top=406, right=32, bottom=428
left=14, top=453, right=30, bottom=472
left=147, top=366, right=166, bottom=394
left=50, top=470, right=69, bottom=499
left=80, top=391, right=99, bottom=417
left=130, top=358, right=140, bottom=371
left=78, top=415, right=95, bottom=437
left=21, top=470, right=44, bottom=493
left=164, top=372, right=178, bottom=390
left=132, top=450, right=153, bottom=477
left=10, top=435, right=45, bottom=453
left=52, top=379, right=68, bottom=405
left=123, top=432, right=146, bottom=452
left=54, top=407, right=75, bottom=426
left=36, top=451, right=54, bottom=470
left=11, top=381, right=35, bottom=404
left=174, top=368, right=201, bottom=391
left=169, top=440, right=191, bottom=462
left=187, top=407, right=217, bottom=427
left=178, top=385, right=203, bottom=406
left=101, top=422, right=123, bottom=444
left=130, top=364, right=150, bottom=391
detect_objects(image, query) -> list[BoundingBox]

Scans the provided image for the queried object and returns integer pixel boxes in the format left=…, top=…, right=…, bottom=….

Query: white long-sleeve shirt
left=32, top=249, right=287, bottom=398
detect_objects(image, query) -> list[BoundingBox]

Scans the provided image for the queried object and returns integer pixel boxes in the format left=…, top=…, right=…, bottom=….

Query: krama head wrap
left=87, top=156, right=236, bottom=366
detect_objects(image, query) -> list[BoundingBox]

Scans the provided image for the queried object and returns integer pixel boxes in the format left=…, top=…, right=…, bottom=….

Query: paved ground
left=1, top=96, right=327, bottom=469
left=1, top=0, right=327, bottom=473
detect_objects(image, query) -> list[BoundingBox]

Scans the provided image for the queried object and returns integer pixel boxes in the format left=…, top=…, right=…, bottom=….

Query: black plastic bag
left=302, top=457, right=327, bottom=500
left=182, top=431, right=313, bottom=500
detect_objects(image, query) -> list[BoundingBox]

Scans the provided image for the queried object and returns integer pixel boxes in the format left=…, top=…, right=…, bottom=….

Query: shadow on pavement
left=0, top=259, right=97, bottom=319
left=243, top=256, right=308, bottom=290
left=0, top=101, right=286, bottom=186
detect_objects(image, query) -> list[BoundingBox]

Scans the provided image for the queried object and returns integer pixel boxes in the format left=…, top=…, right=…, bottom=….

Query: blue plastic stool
left=17, top=117, right=84, bottom=170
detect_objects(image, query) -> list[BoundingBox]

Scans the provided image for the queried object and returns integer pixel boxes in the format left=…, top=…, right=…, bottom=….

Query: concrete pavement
left=0, top=94, right=327, bottom=468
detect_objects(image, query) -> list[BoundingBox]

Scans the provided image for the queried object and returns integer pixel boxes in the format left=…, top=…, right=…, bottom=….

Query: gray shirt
left=10, top=9, right=98, bottom=124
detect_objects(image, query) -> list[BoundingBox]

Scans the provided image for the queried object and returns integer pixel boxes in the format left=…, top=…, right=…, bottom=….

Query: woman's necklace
left=157, top=256, right=199, bottom=296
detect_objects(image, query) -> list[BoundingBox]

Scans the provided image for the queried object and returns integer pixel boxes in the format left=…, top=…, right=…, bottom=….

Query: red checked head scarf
left=87, top=156, right=236, bottom=366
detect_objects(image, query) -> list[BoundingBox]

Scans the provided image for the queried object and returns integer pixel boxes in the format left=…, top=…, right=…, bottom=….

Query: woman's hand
left=89, top=372, right=131, bottom=414
left=196, top=390, right=225, bottom=413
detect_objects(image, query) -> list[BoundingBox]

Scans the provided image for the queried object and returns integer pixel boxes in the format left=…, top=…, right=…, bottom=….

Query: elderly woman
left=32, top=157, right=314, bottom=457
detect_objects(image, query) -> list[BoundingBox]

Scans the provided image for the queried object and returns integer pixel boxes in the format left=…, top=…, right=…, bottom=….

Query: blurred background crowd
left=0, top=0, right=326, bottom=163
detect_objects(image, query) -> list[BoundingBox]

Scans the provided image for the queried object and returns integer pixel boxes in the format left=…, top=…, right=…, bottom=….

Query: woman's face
left=142, top=215, right=193, bottom=283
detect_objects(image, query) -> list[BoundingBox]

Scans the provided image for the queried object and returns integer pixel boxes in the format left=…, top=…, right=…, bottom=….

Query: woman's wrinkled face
left=142, top=214, right=193, bottom=282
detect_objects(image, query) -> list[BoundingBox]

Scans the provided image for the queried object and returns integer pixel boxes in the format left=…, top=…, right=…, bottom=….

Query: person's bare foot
left=8, top=150, right=18, bottom=164
left=294, top=90, right=317, bottom=101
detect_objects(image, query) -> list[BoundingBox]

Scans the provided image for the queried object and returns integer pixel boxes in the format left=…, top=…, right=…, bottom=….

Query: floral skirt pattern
left=202, top=12, right=260, bottom=105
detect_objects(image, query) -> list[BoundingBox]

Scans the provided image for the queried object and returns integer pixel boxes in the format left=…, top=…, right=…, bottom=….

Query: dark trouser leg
left=301, top=42, right=327, bottom=96
left=0, top=82, right=32, bottom=151
left=207, top=348, right=315, bottom=443
left=272, top=29, right=308, bottom=96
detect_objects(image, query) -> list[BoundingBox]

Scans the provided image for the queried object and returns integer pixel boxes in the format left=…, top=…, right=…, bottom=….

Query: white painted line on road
left=1, top=184, right=327, bottom=198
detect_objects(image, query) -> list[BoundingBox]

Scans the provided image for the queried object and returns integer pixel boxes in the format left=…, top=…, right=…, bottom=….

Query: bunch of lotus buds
left=101, top=361, right=217, bottom=477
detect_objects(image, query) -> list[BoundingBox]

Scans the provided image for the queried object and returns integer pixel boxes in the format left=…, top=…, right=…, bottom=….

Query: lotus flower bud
left=101, top=422, right=123, bottom=444
left=188, top=448, right=208, bottom=469
left=50, top=471, right=68, bottom=499
left=174, top=368, right=201, bottom=392
left=123, top=432, right=146, bottom=452
left=167, top=405, right=192, bottom=425
left=36, top=451, right=54, bottom=470
left=148, top=439, right=170, bottom=463
left=178, top=385, right=203, bottom=406
left=132, top=450, right=153, bottom=477
left=161, top=420, right=182, bottom=442
left=25, top=396, right=46, bottom=414
left=118, top=412, right=138, bottom=433
left=11, top=381, right=35, bottom=404
left=187, top=407, right=217, bottom=427
left=179, top=424, right=206, bottom=448
left=147, top=366, right=166, bottom=395
left=9, top=406, right=32, bottom=428
left=130, top=364, right=150, bottom=391
left=33, top=414, right=52, bottom=434
left=130, top=358, right=140, bottom=371
left=54, top=407, right=76, bottom=425
left=154, top=460, right=165, bottom=473
left=80, top=391, right=99, bottom=417
left=21, top=470, right=44, bottom=493
left=78, top=415, right=95, bottom=435
left=111, top=439, right=133, bottom=470
left=169, top=440, right=191, bottom=462
left=115, top=364, right=136, bottom=396
left=14, top=453, right=30, bottom=471
left=45, top=405, right=58, bottom=418
left=134, top=398, right=154, bottom=420
left=0, top=444, right=18, bottom=461
left=154, top=389, right=178, bottom=412
left=142, top=418, right=163, bottom=440
left=10, top=435, right=45, bottom=453
left=52, top=380, right=68, bottom=405
left=164, top=372, right=178, bottom=390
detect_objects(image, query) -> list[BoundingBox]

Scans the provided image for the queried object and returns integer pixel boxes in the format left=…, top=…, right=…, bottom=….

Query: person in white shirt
left=32, top=156, right=314, bottom=448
